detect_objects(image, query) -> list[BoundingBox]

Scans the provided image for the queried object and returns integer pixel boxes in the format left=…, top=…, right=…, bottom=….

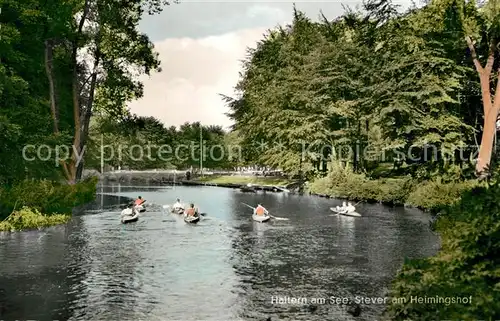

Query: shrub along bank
left=307, top=163, right=478, bottom=211
left=0, top=177, right=97, bottom=231
left=383, top=176, right=500, bottom=320
left=310, top=163, right=500, bottom=319
left=0, top=207, right=71, bottom=232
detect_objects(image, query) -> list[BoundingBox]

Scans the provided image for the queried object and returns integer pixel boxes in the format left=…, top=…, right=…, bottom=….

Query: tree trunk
left=466, top=37, right=499, bottom=178
left=44, top=40, right=59, bottom=133
left=476, top=106, right=499, bottom=177
left=76, top=48, right=101, bottom=181
left=65, top=45, right=82, bottom=185
left=62, top=0, right=91, bottom=184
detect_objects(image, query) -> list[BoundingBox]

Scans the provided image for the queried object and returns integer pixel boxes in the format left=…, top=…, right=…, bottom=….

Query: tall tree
left=462, top=0, right=500, bottom=177
left=42, top=0, right=174, bottom=183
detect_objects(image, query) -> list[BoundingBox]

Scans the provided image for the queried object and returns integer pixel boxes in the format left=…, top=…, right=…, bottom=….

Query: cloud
left=128, top=27, right=268, bottom=129
left=130, top=1, right=416, bottom=129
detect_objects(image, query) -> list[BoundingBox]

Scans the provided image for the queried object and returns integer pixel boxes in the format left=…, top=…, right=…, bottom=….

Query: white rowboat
left=121, top=208, right=140, bottom=223
left=252, top=214, right=271, bottom=222
left=330, top=207, right=362, bottom=217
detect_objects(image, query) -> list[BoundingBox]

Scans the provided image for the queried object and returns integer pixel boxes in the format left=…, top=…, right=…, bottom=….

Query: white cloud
left=128, top=27, right=268, bottom=129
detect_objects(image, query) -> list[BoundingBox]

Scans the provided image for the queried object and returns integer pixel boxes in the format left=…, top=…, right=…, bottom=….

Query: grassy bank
left=195, top=175, right=294, bottom=186
left=307, top=163, right=478, bottom=210
left=0, top=177, right=97, bottom=231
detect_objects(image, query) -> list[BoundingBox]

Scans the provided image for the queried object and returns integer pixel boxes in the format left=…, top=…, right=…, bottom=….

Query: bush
left=384, top=181, right=500, bottom=320
left=0, top=206, right=71, bottom=232
left=406, top=179, right=478, bottom=211
left=308, top=162, right=414, bottom=205
left=308, top=162, right=367, bottom=197
left=0, top=176, right=97, bottom=220
left=308, top=162, right=480, bottom=210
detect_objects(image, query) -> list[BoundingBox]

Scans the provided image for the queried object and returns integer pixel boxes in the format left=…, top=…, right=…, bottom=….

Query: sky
left=128, top=1, right=412, bottom=129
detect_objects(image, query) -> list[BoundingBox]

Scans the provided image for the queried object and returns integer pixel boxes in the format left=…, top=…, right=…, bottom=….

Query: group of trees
left=84, top=115, right=235, bottom=170
left=4, top=0, right=500, bottom=185
left=0, top=0, right=173, bottom=185
left=223, top=0, right=500, bottom=181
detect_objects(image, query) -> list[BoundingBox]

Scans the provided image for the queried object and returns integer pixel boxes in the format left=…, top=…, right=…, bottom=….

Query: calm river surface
left=0, top=184, right=439, bottom=321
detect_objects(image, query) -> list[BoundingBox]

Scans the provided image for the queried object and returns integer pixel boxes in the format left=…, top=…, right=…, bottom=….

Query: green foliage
left=0, top=0, right=175, bottom=183
left=308, top=161, right=478, bottom=209
left=224, top=0, right=483, bottom=179
left=385, top=178, right=500, bottom=320
left=0, top=0, right=74, bottom=184
left=85, top=115, right=235, bottom=170
left=0, top=207, right=70, bottom=232
left=0, top=177, right=97, bottom=220
left=406, top=179, right=478, bottom=210
left=308, top=162, right=415, bottom=204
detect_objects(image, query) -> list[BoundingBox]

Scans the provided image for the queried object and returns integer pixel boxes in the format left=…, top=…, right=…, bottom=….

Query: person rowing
left=173, top=198, right=184, bottom=210
left=346, top=202, right=355, bottom=213
left=122, top=203, right=139, bottom=216
left=336, top=201, right=347, bottom=213
left=185, top=203, right=198, bottom=217
left=254, top=203, right=268, bottom=216
left=134, top=196, right=145, bottom=205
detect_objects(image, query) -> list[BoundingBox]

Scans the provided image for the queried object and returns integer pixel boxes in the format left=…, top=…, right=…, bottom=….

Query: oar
left=241, top=202, right=289, bottom=221
left=241, top=202, right=254, bottom=210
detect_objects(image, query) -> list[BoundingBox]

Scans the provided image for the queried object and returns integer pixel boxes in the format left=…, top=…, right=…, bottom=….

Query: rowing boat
left=252, top=213, right=271, bottom=222
left=171, top=207, right=184, bottom=214
left=330, top=207, right=361, bottom=217
left=121, top=208, right=140, bottom=223
left=184, top=214, right=200, bottom=224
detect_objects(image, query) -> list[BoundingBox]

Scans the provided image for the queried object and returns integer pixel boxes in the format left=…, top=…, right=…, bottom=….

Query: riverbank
left=307, top=169, right=478, bottom=211
left=384, top=176, right=500, bottom=320
left=194, top=175, right=295, bottom=187
left=0, top=207, right=71, bottom=232
left=97, top=168, right=476, bottom=211
left=0, top=177, right=98, bottom=232
left=98, top=170, right=299, bottom=191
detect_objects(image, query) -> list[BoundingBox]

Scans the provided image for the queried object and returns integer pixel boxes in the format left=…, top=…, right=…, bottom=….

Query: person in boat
left=336, top=201, right=347, bottom=213
left=254, top=204, right=268, bottom=216
left=185, top=203, right=198, bottom=217
left=173, top=198, right=183, bottom=210
left=134, top=196, right=144, bottom=206
left=346, top=202, right=355, bottom=213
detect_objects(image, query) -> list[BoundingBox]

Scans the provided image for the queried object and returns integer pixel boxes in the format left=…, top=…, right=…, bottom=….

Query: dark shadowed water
left=0, top=184, right=439, bottom=321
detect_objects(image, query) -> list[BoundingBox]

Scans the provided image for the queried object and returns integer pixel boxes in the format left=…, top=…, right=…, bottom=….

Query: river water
left=0, top=184, right=438, bottom=321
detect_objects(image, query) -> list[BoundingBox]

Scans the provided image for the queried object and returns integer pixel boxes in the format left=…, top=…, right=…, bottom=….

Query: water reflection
left=0, top=185, right=438, bottom=321
left=0, top=220, right=88, bottom=320
left=69, top=213, right=150, bottom=320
